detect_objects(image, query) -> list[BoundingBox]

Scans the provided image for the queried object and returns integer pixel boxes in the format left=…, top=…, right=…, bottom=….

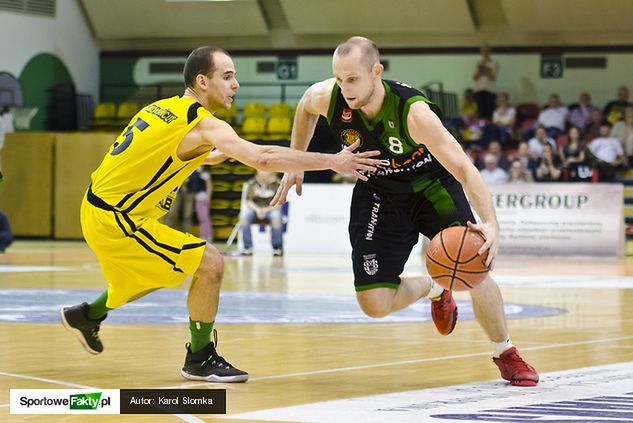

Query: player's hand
left=270, top=172, right=304, bottom=206
left=467, top=220, right=499, bottom=270
left=330, top=141, right=382, bottom=181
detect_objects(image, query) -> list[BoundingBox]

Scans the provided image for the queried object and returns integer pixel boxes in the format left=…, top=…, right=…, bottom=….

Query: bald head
left=334, top=36, right=380, bottom=71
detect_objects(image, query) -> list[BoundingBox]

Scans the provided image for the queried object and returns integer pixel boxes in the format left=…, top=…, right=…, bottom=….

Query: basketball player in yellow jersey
left=60, top=46, right=382, bottom=383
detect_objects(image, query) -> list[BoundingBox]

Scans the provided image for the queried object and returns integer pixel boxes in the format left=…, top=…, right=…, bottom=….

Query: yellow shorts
left=80, top=195, right=206, bottom=308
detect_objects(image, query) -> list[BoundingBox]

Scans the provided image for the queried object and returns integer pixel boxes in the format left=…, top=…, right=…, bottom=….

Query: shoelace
left=503, top=350, right=532, bottom=372
left=201, top=329, right=234, bottom=369
left=90, top=324, right=101, bottom=340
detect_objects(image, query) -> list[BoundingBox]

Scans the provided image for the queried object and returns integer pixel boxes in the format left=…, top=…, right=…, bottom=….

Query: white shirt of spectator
left=493, top=106, right=516, bottom=127
left=474, top=60, right=499, bottom=93
left=480, top=167, right=508, bottom=185
left=589, top=136, right=624, bottom=163
left=528, top=136, right=557, bottom=158
left=537, top=106, right=569, bottom=131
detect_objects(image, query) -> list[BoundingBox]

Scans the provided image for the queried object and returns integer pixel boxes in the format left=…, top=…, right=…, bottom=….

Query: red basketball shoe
left=493, top=347, right=539, bottom=386
left=430, top=289, right=458, bottom=335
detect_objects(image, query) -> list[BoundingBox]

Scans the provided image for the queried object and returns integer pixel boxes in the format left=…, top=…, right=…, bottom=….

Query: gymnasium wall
left=101, top=50, right=633, bottom=110
left=0, top=0, right=99, bottom=128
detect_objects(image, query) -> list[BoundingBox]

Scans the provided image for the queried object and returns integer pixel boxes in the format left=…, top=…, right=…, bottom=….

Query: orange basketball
left=425, top=226, right=490, bottom=291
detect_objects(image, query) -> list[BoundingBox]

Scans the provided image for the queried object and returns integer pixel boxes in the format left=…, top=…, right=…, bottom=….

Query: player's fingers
left=345, top=140, right=360, bottom=152
left=356, top=150, right=382, bottom=158
left=354, top=171, right=369, bottom=181
left=295, top=180, right=303, bottom=196
left=357, top=165, right=376, bottom=172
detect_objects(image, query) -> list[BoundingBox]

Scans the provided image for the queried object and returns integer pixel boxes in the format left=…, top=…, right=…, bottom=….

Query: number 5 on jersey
left=111, top=118, right=149, bottom=156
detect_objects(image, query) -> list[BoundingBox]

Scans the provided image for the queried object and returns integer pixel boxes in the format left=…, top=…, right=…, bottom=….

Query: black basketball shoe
left=60, top=303, right=106, bottom=354
left=181, top=330, right=248, bottom=383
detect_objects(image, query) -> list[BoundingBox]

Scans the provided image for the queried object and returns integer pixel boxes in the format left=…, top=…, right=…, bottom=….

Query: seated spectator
left=588, top=123, right=627, bottom=181
left=0, top=211, right=12, bottom=252
left=477, top=140, right=510, bottom=171
left=534, top=143, right=563, bottom=182
left=460, top=88, right=479, bottom=121
left=569, top=92, right=598, bottom=132
left=611, top=106, right=633, bottom=163
left=604, top=86, right=632, bottom=125
left=528, top=125, right=557, bottom=159
left=560, top=126, right=589, bottom=181
left=480, top=153, right=508, bottom=185
left=536, top=94, right=568, bottom=139
left=583, top=108, right=604, bottom=142
left=240, top=170, right=284, bottom=256
left=517, top=141, right=539, bottom=177
left=489, top=91, right=516, bottom=145
left=507, top=159, right=533, bottom=183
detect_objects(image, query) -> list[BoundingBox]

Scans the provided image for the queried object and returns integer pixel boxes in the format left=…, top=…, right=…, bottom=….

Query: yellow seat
left=89, top=102, right=117, bottom=128
left=214, top=102, right=238, bottom=123
left=243, top=102, right=266, bottom=118
left=268, top=103, right=292, bottom=118
left=116, top=102, right=140, bottom=125
left=241, top=116, right=267, bottom=140
left=267, top=116, right=291, bottom=135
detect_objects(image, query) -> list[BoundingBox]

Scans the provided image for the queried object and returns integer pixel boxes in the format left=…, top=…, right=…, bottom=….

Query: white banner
left=10, top=389, right=120, bottom=414
left=284, top=184, right=422, bottom=259
left=490, top=183, right=624, bottom=256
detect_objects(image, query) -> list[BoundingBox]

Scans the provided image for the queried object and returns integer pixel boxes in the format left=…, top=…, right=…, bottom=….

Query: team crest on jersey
left=341, top=108, right=352, bottom=122
left=363, top=254, right=379, bottom=276
left=341, top=129, right=363, bottom=146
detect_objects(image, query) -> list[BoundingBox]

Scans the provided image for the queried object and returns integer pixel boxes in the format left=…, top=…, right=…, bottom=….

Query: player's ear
left=195, top=73, right=207, bottom=90
left=373, top=63, right=384, bottom=77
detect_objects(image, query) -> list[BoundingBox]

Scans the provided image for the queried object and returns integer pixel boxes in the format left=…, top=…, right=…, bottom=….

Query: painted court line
left=158, top=335, right=633, bottom=389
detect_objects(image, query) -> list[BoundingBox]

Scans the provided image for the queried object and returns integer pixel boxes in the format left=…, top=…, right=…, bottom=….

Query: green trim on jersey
left=326, top=83, right=340, bottom=124
left=403, top=95, right=432, bottom=143
left=412, top=177, right=459, bottom=217
left=355, top=282, right=400, bottom=292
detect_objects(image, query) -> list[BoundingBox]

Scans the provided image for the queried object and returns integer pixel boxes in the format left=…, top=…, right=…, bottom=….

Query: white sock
left=426, top=279, right=445, bottom=300
left=492, top=337, right=514, bottom=357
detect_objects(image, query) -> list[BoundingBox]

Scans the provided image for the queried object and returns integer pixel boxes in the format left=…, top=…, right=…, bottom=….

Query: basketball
left=425, top=226, right=490, bottom=291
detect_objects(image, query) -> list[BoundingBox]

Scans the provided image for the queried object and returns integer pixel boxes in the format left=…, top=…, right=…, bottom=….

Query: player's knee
left=357, top=292, right=391, bottom=318
left=197, top=245, right=224, bottom=281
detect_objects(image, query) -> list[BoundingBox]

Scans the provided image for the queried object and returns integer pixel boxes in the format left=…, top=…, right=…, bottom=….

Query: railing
left=100, top=81, right=314, bottom=106
left=420, top=80, right=458, bottom=119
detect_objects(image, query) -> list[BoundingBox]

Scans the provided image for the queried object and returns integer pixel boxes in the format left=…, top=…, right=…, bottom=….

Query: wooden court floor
left=1, top=240, right=633, bottom=422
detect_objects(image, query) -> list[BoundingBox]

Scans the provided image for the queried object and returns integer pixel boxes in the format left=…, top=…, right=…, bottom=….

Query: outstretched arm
left=270, top=79, right=336, bottom=206
left=407, top=101, right=500, bottom=269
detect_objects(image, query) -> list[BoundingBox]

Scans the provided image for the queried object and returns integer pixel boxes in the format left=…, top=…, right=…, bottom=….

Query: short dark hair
left=183, top=46, right=229, bottom=88
left=334, top=36, right=380, bottom=70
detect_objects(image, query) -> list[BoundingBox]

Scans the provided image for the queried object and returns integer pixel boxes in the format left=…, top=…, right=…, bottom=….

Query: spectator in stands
left=536, top=94, right=568, bottom=139
left=0, top=105, right=12, bottom=182
left=507, top=159, right=533, bottom=183
left=611, top=106, right=633, bottom=163
left=472, top=44, right=499, bottom=120
left=478, top=140, right=510, bottom=171
left=569, top=92, right=598, bottom=132
left=517, top=141, right=539, bottom=177
left=491, top=91, right=516, bottom=145
left=480, top=153, right=508, bottom=185
left=0, top=210, right=12, bottom=252
left=460, top=88, right=479, bottom=121
left=528, top=125, right=557, bottom=159
left=604, top=86, right=632, bottom=125
left=560, top=126, right=588, bottom=181
left=583, top=108, right=604, bottom=142
left=588, top=123, right=627, bottom=181
left=240, top=170, right=283, bottom=256
left=534, top=143, right=562, bottom=182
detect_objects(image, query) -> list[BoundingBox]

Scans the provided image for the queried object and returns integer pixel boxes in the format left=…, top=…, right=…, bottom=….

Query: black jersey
left=326, top=79, right=451, bottom=192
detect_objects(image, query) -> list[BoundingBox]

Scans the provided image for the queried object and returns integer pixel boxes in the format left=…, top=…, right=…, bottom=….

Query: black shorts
left=349, top=176, right=475, bottom=291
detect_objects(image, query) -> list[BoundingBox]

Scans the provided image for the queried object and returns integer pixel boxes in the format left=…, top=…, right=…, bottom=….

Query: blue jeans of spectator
left=240, top=208, right=283, bottom=249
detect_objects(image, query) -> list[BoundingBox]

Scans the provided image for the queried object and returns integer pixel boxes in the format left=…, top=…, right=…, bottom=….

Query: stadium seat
left=268, top=103, right=292, bottom=118
left=243, top=102, right=266, bottom=118
left=266, top=116, right=292, bottom=139
left=214, top=102, right=237, bottom=123
left=88, top=102, right=117, bottom=128
left=241, top=116, right=267, bottom=140
left=115, top=102, right=140, bottom=125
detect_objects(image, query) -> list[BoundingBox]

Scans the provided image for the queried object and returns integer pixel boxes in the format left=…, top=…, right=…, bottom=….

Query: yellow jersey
left=90, top=96, right=214, bottom=219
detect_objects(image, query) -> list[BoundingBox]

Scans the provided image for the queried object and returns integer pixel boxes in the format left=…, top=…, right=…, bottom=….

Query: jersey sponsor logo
left=143, top=104, right=178, bottom=124
left=340, top=129, right=363, bottom=147
left=362, top=254, right=379, bottom=275
left=341, top=108, right=352, bottom=122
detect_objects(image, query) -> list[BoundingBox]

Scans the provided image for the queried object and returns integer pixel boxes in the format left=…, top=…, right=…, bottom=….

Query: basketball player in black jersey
left=272, top=36, right=538, bottom=386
